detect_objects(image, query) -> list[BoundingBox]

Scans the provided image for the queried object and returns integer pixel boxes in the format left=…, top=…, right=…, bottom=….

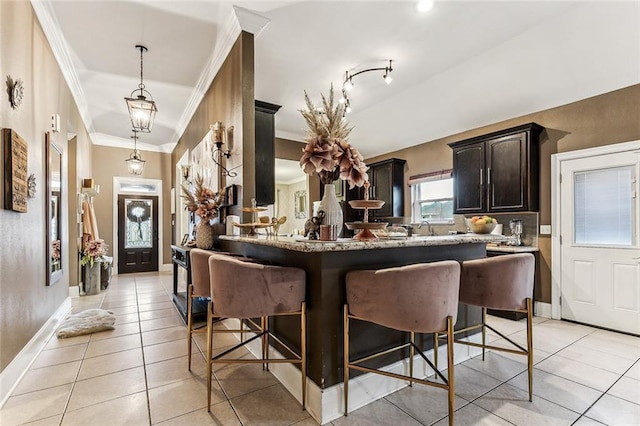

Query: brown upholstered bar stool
left=207, top=253, right=307, bottom=412
left=344, top=261, right=461, bottom=426
left=437, top=253, right=535, bottom=401
left=186, top=248, right=215, bottom=371
left=187, top=249, right=258, bottom=371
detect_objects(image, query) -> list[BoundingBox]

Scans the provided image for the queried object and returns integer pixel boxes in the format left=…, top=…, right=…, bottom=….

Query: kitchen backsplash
left=396, top=212, right=539, bottom=247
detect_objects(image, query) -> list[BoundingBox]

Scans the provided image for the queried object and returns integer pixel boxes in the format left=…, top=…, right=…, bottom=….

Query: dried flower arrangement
left=181, top=173, right=224, bottom=222
left=299, top=85, right=369, bottom=188
left=80, top=239, right=109, bottom=268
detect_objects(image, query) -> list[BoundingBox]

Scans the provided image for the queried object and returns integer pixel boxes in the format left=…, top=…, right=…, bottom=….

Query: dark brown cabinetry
left=449, top=123, right=543, bottom=214
left=345, top=158, right=406, bottom=221
left=254, top=100, right=281, bottom=205
left=369, top=158, right=406, bottom=218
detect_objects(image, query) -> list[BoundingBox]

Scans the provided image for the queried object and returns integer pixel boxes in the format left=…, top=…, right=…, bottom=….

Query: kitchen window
left=409, top=170, right=454, bottom=223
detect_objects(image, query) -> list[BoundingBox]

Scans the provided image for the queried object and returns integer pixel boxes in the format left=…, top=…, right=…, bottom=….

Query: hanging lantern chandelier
left=124, top=45, right=157, bottom=133
left=126, top=130, right=146, bottom=175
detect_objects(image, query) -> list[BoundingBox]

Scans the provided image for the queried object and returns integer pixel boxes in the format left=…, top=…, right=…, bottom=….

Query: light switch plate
left=540, top=225, right=551, bottom=235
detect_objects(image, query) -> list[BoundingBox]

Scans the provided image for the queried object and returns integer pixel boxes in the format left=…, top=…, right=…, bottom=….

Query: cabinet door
left=453, top=144, right=485, bottom=213
left=254, top=101, right=281, bottom=205
left=371, top=162, right=393, bottom=217
left=486, top=133, right=528, bottom=211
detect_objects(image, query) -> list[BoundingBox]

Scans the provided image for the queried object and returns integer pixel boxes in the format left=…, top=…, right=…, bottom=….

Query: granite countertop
left=485, top=244, right=539, bottom=253
left=219, top=234, right=507, bottom=253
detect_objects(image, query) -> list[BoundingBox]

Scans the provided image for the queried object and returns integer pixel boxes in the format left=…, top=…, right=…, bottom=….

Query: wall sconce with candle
left=211, top=122, right=237, bottom=178
left=181, top=164, right=192, bottom=183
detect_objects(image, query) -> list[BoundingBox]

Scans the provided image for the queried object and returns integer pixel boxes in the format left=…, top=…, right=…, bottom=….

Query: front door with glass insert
left=118, top=195, right=159, bottom=273
left=560, top=151, right=639, bottom=334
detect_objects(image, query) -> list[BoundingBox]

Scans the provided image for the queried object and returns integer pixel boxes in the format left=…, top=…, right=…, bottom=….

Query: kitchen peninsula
left=219, top=235, right=502, bottom=396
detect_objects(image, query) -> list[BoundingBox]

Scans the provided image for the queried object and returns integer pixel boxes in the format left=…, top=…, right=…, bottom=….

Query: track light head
left=343, top=78, right=354, bottom=92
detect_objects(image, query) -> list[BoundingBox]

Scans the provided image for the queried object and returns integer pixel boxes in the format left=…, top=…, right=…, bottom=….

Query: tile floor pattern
left=1, top=271, right=639, bottom=425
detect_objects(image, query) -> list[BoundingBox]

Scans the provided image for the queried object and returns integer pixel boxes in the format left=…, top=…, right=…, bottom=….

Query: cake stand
left=234, top=198, right=270, bottom=236
left=345, top=198, right=387, bottom=241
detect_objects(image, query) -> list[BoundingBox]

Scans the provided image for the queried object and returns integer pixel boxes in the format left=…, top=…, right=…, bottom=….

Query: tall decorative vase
left=196, top=221, right=214, bottom=249
left=84, top=262, right=101, bottom=296
left=319, top=183, right=343, bottom=238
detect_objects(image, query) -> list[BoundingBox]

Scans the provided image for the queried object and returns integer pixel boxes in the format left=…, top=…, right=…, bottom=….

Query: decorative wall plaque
left=6, top=76, right=24, bottom=110
left=3, top=129, right=28, bottom=212
left=27, top=173, right=36, bottom=198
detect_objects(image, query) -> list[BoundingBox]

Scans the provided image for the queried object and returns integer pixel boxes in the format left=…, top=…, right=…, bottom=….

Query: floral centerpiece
left=181, top=173, right=224, bottom=249
left=299, top=85, right=369, bottom=188
left=299, top=85, right=369, bottom=238
left=181, top=173, right=224, bottom=222
left=80, top=238, right=109, bottom=268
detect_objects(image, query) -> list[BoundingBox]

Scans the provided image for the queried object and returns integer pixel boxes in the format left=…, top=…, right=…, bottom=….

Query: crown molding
left=31, top=0, right=96, bottom=142
left=90, top=132, right=172, bottom=153
left=233, top=6, right=271, bottom=37
left=276, top=129, right=305, bottom=143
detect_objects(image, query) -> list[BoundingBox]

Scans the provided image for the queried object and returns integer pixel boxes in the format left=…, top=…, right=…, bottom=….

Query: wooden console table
left=170, top=245, right=207, bottom=322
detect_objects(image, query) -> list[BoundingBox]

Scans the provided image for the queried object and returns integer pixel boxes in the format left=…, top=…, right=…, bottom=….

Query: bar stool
left=437, top=253, right=535, bottom=401
left=187, top=249, right=259, bottom=371
left=186, top=248, right=215, bottom=371
left=207, top=253, right=307, bottom=412
left=344, top=261, right=461, bottom=426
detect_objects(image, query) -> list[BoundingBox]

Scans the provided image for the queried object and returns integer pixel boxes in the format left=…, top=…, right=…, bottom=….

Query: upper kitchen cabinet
left=449, top=123, right=543, bottom=214
left=254, top=100, right=281, bottom=205
left=368, top=158, right=406, bottom=219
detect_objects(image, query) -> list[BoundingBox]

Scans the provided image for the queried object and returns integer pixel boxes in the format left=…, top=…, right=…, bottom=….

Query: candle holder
left=211, top=123, right=236, bottom=177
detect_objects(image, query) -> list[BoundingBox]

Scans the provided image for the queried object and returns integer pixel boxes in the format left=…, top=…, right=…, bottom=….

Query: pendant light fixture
left=126, top=130, right=146, bottom=175
left=124, top=45, right=157, bottom=133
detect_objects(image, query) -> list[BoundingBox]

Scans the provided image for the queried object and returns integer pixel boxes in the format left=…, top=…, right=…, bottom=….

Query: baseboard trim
left=220, top=319, right=481, bottom=424
left=160, top=263, right=172, bottom=272
left=0, top=297, right=72, bottom=408
left=534, top=301, right=552, bottom=318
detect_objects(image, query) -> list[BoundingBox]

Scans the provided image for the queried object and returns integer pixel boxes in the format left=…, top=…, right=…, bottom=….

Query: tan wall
left=172, top=32, right=254, bottom=224
left=366, top=84, right=640, bottom=303
left=91, top=145, right=172, bottom=268
left=0, top=1, right=92, bottom=371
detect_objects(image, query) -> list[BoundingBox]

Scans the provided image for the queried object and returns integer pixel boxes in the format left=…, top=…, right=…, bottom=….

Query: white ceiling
left=34, top=1, right=639, bottom=160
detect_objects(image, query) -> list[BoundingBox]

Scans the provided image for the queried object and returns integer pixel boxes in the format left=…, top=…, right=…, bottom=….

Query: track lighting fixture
left=341, top=60, right=394, bottom=113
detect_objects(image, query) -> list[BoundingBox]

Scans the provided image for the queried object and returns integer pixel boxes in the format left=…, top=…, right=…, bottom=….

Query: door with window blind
left=560, top=151, right=640, bottom=334
left=117, top=195, right=159, bottom=273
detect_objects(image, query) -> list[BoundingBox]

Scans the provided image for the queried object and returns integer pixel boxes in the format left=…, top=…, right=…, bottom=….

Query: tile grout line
left=57, top=289, right=109, bottom=425
left=131, top=276, right=154, bottom=426
left=569, top=357, right=640, bottom=426
left=423, top=320, right=601, bottom=425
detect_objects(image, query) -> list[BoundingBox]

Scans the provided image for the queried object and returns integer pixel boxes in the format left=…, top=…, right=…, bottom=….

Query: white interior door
left=559, top=151, right=640, bottom=334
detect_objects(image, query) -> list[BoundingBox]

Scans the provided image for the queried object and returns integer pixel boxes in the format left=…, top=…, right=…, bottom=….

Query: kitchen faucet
left=418, top=220, right=435, bottom=236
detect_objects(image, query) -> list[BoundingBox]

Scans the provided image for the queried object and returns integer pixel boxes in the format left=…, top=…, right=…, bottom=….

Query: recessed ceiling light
left=416, top=0, right=435, bottom=13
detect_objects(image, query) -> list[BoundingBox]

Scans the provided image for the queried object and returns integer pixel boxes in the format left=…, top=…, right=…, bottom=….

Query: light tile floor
left=1, top=271, right=639, bottom=425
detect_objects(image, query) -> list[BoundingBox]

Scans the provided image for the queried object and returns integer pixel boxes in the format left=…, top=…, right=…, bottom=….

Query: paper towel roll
left=226, top=215, right=240, bottom=236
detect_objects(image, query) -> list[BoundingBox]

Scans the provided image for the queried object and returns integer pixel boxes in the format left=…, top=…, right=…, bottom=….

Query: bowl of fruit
left=468, top=216, right=497, bottom=234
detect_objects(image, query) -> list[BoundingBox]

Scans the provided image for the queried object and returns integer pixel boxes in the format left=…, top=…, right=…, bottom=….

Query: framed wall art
left=224, top=184, right=237, bottom=206
left=3, top=128, right=28, bottom=212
